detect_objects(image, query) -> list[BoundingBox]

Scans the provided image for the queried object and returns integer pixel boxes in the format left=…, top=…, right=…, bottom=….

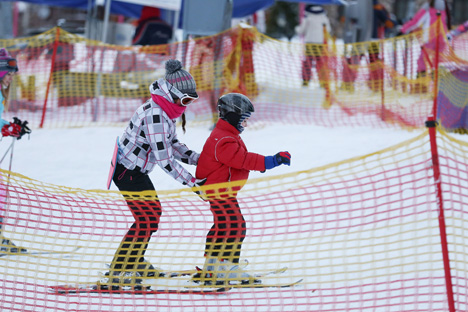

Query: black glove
left=12, top=117, right=31, bottom=140
left=192, top=178, right=208, bottom=201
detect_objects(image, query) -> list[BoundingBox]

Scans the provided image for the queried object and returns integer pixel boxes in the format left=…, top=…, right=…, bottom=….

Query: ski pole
left=8, top=137, right=15, bottom=173
left=0, top=139, right=15, bottom=166
left=4, top=138, right=16, bottom=214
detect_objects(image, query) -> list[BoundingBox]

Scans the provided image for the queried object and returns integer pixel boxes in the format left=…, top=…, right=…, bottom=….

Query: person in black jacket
left=132, top=6, right=173, bottom=45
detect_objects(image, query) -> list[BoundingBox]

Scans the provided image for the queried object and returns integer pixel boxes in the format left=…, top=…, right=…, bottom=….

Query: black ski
left=0, top=246, right=81, bottom=258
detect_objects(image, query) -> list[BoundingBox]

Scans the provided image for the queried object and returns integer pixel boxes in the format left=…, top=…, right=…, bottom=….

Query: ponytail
left=181, top=113, right=186, bottom=133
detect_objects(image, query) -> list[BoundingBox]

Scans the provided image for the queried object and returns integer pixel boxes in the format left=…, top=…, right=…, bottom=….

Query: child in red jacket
left=193, top=93, right=291, bottom=286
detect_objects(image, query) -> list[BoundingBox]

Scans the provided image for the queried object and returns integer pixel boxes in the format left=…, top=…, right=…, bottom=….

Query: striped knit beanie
left=164, top=59, right=198, bottom=98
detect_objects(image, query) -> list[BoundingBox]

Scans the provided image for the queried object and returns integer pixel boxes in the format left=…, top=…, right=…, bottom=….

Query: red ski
left=49, top=284, right=229, bottom=295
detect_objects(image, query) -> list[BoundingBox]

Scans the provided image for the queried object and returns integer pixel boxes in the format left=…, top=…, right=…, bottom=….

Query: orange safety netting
left=1, top=20, right=468, bottom=312
left=0, top=130, right=467, bottom=311
left=0, top=23, right=467, bottom=129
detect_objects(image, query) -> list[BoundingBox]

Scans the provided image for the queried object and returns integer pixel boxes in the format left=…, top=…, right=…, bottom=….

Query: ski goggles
left=169, top=84, right=199, bottom=106
left=0, top=58, right=18, bottom=72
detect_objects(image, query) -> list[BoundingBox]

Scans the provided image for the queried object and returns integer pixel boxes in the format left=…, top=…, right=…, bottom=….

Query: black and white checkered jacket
left=117, top=99, right=199, bottom=187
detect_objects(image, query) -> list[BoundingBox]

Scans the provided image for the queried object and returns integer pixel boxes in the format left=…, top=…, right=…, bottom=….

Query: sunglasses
left=0, top=59, right=18, bottom=71
left=169, top=83, right=198, bottom=106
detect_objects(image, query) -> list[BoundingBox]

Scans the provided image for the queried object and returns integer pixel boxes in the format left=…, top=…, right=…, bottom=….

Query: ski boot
left=0, top=235, right=27, bottom=254
left=191, top=257, right=261, bottom=286
left=136, top=258, right=164, bottom=278
left=97, top=270, right=144, bottom=291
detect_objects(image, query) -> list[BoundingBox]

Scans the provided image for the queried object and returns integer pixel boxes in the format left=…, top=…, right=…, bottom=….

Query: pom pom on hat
left=164, top=59, right=197, bottom=98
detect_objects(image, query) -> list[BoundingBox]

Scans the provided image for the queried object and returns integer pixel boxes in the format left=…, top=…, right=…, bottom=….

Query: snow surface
left=4, top=111, right=468, bottom=312
left=0, top=123, right=431, bottom=192
left=3, top=24, right=468, bottom=312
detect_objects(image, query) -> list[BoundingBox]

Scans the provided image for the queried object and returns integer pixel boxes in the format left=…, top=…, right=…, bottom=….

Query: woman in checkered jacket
left=101, top=60, right=206, bottom=290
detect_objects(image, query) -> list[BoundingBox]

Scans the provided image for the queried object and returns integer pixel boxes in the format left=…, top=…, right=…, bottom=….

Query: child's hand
left=264, top=152, right=291, bottom=170
left=275, top=152, right=291, bottom=166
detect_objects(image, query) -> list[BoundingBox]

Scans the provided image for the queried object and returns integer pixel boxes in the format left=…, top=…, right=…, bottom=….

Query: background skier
left=0, top=48, right=30, bottom=254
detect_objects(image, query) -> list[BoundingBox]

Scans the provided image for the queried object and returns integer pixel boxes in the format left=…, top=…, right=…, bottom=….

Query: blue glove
left=264, top=152, right=291, bottom=170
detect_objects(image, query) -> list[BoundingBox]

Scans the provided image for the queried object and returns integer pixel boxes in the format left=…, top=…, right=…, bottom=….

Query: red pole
left=421, top=46, right=434, bottom=70
left=40, top=27, right=60, bottom=128
left=427, top=13, right=456, bottom=312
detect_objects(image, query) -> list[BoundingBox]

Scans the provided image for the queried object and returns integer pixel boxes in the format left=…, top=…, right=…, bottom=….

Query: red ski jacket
left=196, top=119, right=266, bottom=197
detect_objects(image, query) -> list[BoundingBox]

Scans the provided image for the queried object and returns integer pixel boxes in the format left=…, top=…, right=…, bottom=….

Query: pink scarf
left=151, top=94, right=186, bottom=119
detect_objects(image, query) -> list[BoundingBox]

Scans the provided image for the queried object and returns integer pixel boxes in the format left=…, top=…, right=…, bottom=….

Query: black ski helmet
left=217, top=93, right=254, bottom=119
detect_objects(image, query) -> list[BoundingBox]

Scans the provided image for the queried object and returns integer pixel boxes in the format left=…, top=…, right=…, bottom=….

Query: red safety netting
left=1, top=19, right=468, bottom=312
left=0, top=129, right=467, bottom=311
left=0, top=23, right=466, bottom=130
